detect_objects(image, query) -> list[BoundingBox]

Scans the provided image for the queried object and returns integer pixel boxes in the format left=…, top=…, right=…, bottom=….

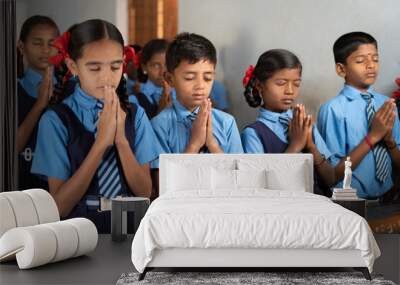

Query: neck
left=262, top=104, right=289, bottom=114
left=27, top=65, right=47, bottom=77
left=345, top=82, right=370, bottom=93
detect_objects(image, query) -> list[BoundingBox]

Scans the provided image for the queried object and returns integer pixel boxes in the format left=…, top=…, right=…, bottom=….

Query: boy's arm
left=334, top=101, right=395, bottom=177
left=383, top=108, right=400, bottom=170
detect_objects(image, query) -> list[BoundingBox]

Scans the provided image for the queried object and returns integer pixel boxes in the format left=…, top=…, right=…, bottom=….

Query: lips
left=281, top=98, right=294, bottom=104
left=366, top=73, right=376, bottom=78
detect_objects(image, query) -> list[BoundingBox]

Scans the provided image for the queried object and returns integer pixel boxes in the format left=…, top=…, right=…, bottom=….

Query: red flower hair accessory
left=123, top=46, right=140, bottom=73
left=49, top=31, right=71, bottom=66
left=242, top=65, right=255, bottom=87
left=393, top=78, right=400, bottom=99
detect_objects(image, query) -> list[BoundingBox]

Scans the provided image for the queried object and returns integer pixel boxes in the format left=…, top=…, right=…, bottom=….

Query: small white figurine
left=343, top=156, right=352, bottom=190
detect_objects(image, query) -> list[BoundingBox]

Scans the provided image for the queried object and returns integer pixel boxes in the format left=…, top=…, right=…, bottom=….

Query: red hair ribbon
left=393, top=78, right=400, bottom=99
left=49, top=31, right=71, bottom=67
left=123, top=46, right=140, bottom=73
left=242, top=65, right=255, bottom=87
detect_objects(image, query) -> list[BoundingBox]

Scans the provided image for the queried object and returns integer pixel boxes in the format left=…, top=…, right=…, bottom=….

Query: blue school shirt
left=126, top=78, right=135, bottom=95
left=128, top=79, right=177, bottom=105
left=241, top=108, right=332, bottom=159
left=150, top=99, right=244, bottom=168
left=31, top=85, right=161, bottom=181
left=317, top=84, right=400, bottom=198
left=18, top=67, right=57, bottom=98
left=210, top=80, right=229, bottom=110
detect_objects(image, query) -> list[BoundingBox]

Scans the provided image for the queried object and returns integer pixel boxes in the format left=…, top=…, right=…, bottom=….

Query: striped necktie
left=95, top=101, right=123, bottom=198
left=361, top=93, right=390, bottom=183
left=278, top=115, right=291, bottom=135
left=187, top=112, right=209, bottom=153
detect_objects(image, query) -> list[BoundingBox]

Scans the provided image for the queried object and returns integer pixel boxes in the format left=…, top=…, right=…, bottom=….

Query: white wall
left=179, top=0, right=400, bottom=129
left=16, top=0, right=128, bottom=43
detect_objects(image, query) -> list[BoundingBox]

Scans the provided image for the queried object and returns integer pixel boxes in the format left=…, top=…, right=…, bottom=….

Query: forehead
left=79, top=39, right=123, bottom=61
left=27, top=24, right=58, bottom=40
left=174, top=59, right=215, bottom=73
left=148, top=52, right=166, bottom=62
left=349, top=43, right=378, bottom=58
left=269, top=68, right=301, bottom=79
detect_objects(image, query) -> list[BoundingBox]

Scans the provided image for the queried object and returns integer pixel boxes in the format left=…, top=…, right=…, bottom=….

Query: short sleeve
left=31, top=110, right=71, bottom=180
left=241, top=127, right=264, bottom=153
left=132, top=106, right=162, bottom=165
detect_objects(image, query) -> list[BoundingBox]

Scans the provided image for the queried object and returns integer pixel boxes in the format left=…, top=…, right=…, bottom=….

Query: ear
left=335, top=63, right=346, bottom=78
left=141, top=63, right=147, bottom=74
left=164, top=71, right=174, bottom=88
left=65, top=58, right=78, bottom=76
left=254, top=79, right=263, bottom=94
left=17, top=40, right=24, bottom=55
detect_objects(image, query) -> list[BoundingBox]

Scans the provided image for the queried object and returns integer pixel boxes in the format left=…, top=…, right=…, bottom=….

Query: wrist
left=367, top=133, right=380, bottom=145
left=385, top=138, right=397, bottom=150
left=115, top=137, right=129, bottom=148
left=364, top=134, right=375, bottom=150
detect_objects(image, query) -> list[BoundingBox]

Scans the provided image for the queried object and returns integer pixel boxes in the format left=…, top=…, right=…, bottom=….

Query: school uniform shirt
left=31, top=85, right=161, bottom=181
left=18, top=67, right=57, bottom=99
left=241, top=108, right=333, bottom=160
left=150, top=99, right=244, bottom=168
left=317, top=84, right=400, bottom=199
left=128, top=79, right=177, bottom=105
left=210, top=80, right=229, bottom=110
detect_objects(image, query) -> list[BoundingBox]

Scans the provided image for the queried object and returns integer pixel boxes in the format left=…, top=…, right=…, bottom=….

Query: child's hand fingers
left=298, top=104, right=304, bottom=129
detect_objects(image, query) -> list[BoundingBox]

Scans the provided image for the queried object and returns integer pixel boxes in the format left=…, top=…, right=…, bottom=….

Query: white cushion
left=24, top=189, right=60, bottom=224
left=212, top=168, right=237, bottom=190
left=0, top=196, right=17, bottom=238
left=237, top=169, right=267, bottom=188
left=266, top=165, right=307, bottom=191
left=166, top=162, right=212, bottom=192
left=0, top=192, right=39, bottom=228
left=0, top=218, right=97, bottom=269
left=238, top=158, right=309, bottom=192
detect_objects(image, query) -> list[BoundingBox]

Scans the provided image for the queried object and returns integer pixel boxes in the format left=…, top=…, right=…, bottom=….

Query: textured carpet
left=117, top=271, right=396, bottom=285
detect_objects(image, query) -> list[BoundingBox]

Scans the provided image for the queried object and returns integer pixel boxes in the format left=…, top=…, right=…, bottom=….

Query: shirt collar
left=258, top=107, right=292, bottom=123
left=140, top=80, right=162, bottom=95
left=341, top=84, right=376, bottom=101
left=173, top=99, right=200, bottom=122
left=71, top=85, right=101, bottom=110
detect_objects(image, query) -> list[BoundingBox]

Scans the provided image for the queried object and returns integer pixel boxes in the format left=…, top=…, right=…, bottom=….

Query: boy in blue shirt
left=318, top=32, right=400, bottom=200
left=150, top=33, right=243, bottom=193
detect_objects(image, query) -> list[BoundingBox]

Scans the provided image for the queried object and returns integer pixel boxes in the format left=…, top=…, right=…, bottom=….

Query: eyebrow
left=183, top=71, right=215, bottom=75
left=85, top=60, right=124, bottom=66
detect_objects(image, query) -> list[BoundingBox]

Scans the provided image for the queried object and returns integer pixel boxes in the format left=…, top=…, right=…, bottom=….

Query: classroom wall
left=179, top=0, right=400, bottom=129
left=16, top=0, right=128, bottom=42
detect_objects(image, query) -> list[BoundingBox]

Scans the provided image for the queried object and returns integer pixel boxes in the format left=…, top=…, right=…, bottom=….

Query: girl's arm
left=17, top=67, right=53, bottom=152
left=286, top=105, right=309, bottom=153
left=115, top=102, right=152, bottom=197
left=48, top=142, right=107, bottom=217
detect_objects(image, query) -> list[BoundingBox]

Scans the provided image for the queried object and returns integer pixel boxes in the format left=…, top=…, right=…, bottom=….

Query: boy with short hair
left=150, top=32, right=243, bottom=171
left=318, top=31, right=400, bottom=200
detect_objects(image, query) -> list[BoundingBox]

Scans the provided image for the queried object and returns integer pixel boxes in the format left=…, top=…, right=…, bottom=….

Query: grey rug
left=117, top=271, right=396, bottom=285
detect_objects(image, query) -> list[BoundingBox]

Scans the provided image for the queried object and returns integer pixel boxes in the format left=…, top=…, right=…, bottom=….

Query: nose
left=366, top=57, right=376, bottom=70
left=285, top=82, right=294, bottom=95
left=194, top=78, right=206, bottom=91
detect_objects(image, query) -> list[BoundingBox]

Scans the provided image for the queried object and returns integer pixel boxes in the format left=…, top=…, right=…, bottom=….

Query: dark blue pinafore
left=17, top=82, right=48, bottom=190
left=51, top=103, right=138, bottom=233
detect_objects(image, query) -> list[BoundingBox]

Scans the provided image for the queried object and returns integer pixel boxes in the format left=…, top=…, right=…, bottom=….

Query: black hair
left=17, top=15, right=59, bottom=78
left=55, top=19, right=129, bottom=110
left=166, top=32, right=217, bottom=72
left=244, top=49, right=302, bottom=108
left=333, top=32, right=377, bottom=64
left=137, top=39, right=168, bottom=82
